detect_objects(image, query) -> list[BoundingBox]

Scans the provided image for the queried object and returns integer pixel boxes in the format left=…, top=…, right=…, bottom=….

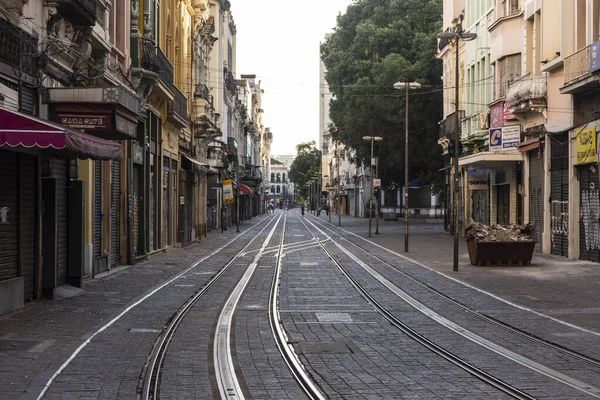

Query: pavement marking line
left=325, top=220, right=600, bottom=338
left=31, top=216, right=274, bottom=400
left=329, top=229, right=600, bottom=398
left=214, top=214, right=283, bottom=400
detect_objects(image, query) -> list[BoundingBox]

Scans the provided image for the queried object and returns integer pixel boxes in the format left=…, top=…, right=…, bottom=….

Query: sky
left=232, top=0, right=353, bottom=156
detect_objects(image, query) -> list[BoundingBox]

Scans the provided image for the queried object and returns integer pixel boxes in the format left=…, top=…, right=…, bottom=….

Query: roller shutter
left=550, top=133, right=569, bottom=256
left=133, top=164, right=141, bottom=256
left=579, top=166, right=600, bottom=262
left=94, top=160, right=102, bottom=261
left=529, top=152, right=544, bottom=251
left=52, top=158, right=68, bottom=286
left=110, top=160, right=120, bottom=267
left=0, top=151, right=19, bottom=282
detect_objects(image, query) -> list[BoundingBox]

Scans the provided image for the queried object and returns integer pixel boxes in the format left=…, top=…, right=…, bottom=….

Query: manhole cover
left=315, top=312, right=353, bottom=322
left=54, top=285, right=85, bottom=299
left=298, top=341, right=355, bottom=354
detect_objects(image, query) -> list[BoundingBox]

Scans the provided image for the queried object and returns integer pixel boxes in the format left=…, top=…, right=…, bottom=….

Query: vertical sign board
left=576, top=127, right=597, bottom=164
left=489, top=125, right=521, bottom=152
left=222, top=179, right=234, bottom=204
left=591, top=41, right=600, bottom=73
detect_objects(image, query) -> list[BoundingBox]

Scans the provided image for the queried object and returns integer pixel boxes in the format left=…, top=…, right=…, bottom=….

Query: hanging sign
left=489, top=125, right=521, bottom=152
left=222, top=179, right=234, bottom=204
left=576, top=127, right=597, bottom=164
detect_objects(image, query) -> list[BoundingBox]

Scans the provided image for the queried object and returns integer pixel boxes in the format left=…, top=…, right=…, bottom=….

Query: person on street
left=301, top=204, right=305, bottom=216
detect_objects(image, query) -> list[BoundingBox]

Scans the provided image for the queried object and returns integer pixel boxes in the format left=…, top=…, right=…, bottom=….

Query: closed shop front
left=52, top=158, right=69, bottom=286
left=93, top=160, right=106, bottom=273
left=110, top=160, right=121, bottom=267
left=529, top=151, right=544, bottom=251
left=133, top=163, right=141, bottom=256
left=0, top=151, right=37, bottom=303
left=550, top=133, right=569, bottom=256
left=579, top=165, right=600, bottom=261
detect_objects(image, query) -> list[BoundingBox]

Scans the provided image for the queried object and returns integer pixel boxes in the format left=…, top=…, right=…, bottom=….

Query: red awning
left=0, top=107, right=122, bottom=160
left=517, top=138, right=542, bottom=153
left=238, top=183, right=252, bottom=195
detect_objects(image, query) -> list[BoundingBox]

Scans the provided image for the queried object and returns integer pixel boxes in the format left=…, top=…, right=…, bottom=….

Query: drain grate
left=315, top=312, right=353, bottom=322
left=82, top=307, right=114, bottom=314
left=511, top=295, right=539, bottom=301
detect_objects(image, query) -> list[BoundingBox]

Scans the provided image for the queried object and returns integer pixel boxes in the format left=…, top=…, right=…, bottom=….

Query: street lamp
left=363, top=136, right=383, bottom=237
left=437, top=30, right=477, bottom=271
left=393, top=81, right=421, bottom=252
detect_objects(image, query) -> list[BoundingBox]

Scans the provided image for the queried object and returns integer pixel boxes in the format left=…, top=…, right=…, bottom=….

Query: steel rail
left=138, top=214, right=280, bottom=400
left=268, top=214, right=327, bottom=400
left=213, top=214, right=283, bottom=399
left=300, top=216, right=536, bottom=400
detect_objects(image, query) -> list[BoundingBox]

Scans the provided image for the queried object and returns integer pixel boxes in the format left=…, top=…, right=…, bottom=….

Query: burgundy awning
left=0, top=107, right=122, bottom=160
left=238, top=183, right=252, bottom=195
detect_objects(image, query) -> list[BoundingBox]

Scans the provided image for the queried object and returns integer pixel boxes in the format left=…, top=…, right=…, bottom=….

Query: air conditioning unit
left=479, top=112, right=489, bottom=130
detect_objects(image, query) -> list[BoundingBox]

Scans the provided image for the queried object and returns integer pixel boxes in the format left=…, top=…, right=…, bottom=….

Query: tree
left=289, top=141, right=322, bottom=198
left=321, top=0, right=444, bottom=193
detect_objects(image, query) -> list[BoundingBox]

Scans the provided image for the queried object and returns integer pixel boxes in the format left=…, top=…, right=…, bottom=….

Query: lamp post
left=437, top=29, right=477, bottom=271
left=363, top=136, right=383, bottom=237
left=393, top=81, right=421, bottom=252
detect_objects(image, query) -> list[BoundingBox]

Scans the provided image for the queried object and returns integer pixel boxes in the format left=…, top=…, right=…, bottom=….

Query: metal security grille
left=315, top=313, right=353, bottom=322
left=133, top=164, right=141, bottom=256
left=110, top=160, right=120, bottom=267
left=94, top=160, right=102, bottom=260
left=53, top=158, right=69, bottom=286
left=471, top=189, right=489, bottom=225
left=579, top=166, right=600, bottom=262
left=529, top=151, right=544, bottom=251
left=0, top=151, right=19, bottom=281
left=550, top=133, right=569, bottom=256
left=496, top=184, right=510, bottom=225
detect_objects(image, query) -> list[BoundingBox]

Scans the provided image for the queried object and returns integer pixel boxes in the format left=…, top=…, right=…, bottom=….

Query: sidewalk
left=313, top=212, right=600, bottom=333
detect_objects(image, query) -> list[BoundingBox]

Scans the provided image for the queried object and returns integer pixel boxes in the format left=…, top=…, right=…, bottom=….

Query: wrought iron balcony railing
left=169, top=85, right=188, bottom=123
left=46, top=0, right=97, bottom=26
left=157, top=49, right=174, bottom=87
left=225, top=71, right=236, bottom=93
left=139, top=37, right=160, bottom=72
left=0, top=19, right=38, bottom=77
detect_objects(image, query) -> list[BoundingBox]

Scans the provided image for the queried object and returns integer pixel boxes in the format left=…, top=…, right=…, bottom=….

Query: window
left=496, top=54, right=521, bottom=99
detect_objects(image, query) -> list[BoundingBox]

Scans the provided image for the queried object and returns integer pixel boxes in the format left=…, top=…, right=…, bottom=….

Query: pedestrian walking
left=301, top=204, right=305, bottom=216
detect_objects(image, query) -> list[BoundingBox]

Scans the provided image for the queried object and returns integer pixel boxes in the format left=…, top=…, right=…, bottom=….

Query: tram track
left=137, top=215, right=280, bottom=400
left=301, top=214, right=600, bottom=399
left=308, top=215, right=600, bottom=370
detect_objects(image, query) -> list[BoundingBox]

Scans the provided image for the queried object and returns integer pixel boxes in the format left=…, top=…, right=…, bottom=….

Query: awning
left=517, top=138, right=542, bottom=152
left=238, top=183, right=252, bottom=195
left=459, top=151, right=523, bottom=169
left=181, top=154, right=207, bottom=169
left=0, top=107, right=122, bottom=159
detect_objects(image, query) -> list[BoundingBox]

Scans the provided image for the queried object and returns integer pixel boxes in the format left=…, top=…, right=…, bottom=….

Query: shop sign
left=222, top=179, right=234, bottom=204
left=468, top=175, right=489, bottom=190
left=490, top=102, right=504, bottom=128
left=489, top=125, right=521, bottom=152
left=115, top=114, right=137, bottom=138
left=57, top=113, right=110, bottom=130
left=591, top=41, right=600, bottom=73
left=132, top=143, right=144, bottom=164
left=576, top=127, right=597, bottom=164
left=503, top=101, right=515, bottom=121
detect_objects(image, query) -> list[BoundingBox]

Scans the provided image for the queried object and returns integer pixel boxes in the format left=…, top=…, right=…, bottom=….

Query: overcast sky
left=232, top=0, right=353, bottom=156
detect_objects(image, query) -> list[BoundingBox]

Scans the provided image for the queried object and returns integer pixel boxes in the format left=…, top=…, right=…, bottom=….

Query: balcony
left=47, top=0, right=98, bottom=26
left=506, top=73, right=546, bottom=115
left=0, top=19, right=39, bottom=79
left=194, top=83, right=210, bottom=100
left=561, top=45, right=599, bottom=95
left=438, top=111, right=464, bottom=139
left=157, top=49, right=174, bottom=87
left=168, top=86, right=188, bottom=127
left=225, top=71, right=236, bottom=93
left=193, top=98, right=220, bottom=139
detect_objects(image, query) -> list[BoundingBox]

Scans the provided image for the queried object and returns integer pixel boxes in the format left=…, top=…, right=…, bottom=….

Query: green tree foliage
left=289, top=141, right=322, bottom=197
left=321, top=0, right=444, bottom=193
